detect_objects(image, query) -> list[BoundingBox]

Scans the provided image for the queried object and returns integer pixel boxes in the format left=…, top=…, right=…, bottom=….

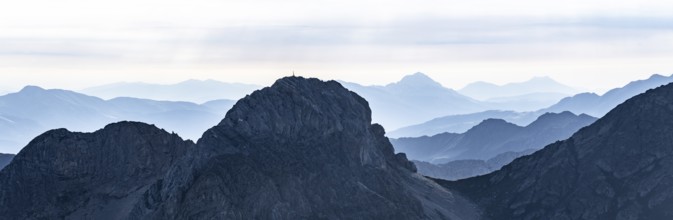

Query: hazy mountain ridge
left=459, top=76, right=580, bottom=100
left=443, top=82, right=673, bottom=219
left=413, top=149, right=535, bottom=181
left=542, top=73, right=673, bottom=116
left=81, top=79, right=261, bottom=103
left=389, top=73, right=669, bottom=139
left=388, top=110, right=541, bottom=138
left=391, top=111, right=597, bottom=163
left=340, top=72, right=487, bottom=129
left=0, top=86, right=236, bottom=153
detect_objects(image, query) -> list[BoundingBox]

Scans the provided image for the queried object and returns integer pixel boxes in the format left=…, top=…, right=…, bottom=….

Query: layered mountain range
left=414, top=149, right=535, bottom=181
left=0, top=86, right=234, bottom=153
left=393, top=74, right=673, bottom=138
left=444, top=82, right=673, bottom=219
left=2, top=76, right=673, bottom=219
left=81, top=79, right=261, bottom=103
left=340, top=73, right=486, bottom=129
left=541, top=73, right=673, bottom=117
left=391, top=111, right=597, bottom=163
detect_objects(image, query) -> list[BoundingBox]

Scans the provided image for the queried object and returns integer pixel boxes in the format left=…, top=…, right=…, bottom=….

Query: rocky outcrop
left=443, top=82, right=673, bottom=219
left=128, top=77, right=478, bottom=220
left=0, top=122, right=194, bottom=220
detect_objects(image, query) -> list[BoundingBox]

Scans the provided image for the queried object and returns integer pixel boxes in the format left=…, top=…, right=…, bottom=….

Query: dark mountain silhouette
left=0, top=86, right=235, bottom=153
left=0, top=153, right=13, bottom=170
left=413, top=149, right=535, bottom=181
left=443, top=82, right=673, bottom=219
left=391, top=111, right=596, bottom=163
left=388, top=110, right=541, bottom=138
left=459, top=76, right=579, bottom=100
left=0, top=122, right=194, bottom=219
left=81, top=79, right=261, bottom=103
left=0, top=77, right=479, bottom=219
left=340, top=72, right=487, bottom=129
left=542, top=73, right=673, bottom=116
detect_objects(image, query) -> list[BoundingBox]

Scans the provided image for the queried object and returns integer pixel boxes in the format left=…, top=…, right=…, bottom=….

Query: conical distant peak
left=19, top=85, right=45, bottom=93
left=397, top=72, right=442, bottom=87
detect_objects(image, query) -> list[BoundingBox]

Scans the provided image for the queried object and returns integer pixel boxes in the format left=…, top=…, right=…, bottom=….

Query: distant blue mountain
left=81, top=79, right=261, bottom=103
left=391, top=111, right=597, bottom=163
left=459, top=76, right=580, bottom=100
left=340, top=73, right=487, bottom=129
left=388, top=110, right=541, bottom=138
left=413, top=149, right=536, bottom=181
left=0, top=86, right=235, bottom=153
left=390, top=74, right=672, bottom=138
left=541, top=74, right=673, bottom=116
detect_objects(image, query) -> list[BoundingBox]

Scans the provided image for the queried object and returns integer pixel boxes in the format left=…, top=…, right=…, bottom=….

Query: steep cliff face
left=444, top=83, right=673, bottom=219
left=129, top=77, right=478, bottom=220
left=0, top=122, right=194, bottom=220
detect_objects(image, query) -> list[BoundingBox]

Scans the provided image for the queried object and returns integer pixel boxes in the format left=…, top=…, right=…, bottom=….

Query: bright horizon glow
left=1, top=0, right=673, bottom=94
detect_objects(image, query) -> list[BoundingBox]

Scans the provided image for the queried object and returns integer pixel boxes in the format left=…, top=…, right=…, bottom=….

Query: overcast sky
left=1, top=0, right=673, bottom=93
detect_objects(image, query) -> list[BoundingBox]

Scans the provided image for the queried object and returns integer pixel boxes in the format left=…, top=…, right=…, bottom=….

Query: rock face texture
left=0, top=77, right=479, bottom=220
left=0, top=153, right=13, bottom=170
left=129, top=77, right=478, bottom=220
left=443, top=83, right=673, bottom=219
left=0, top=122, right=194, bottom=220
left=392, top=111, right=596, bottom=163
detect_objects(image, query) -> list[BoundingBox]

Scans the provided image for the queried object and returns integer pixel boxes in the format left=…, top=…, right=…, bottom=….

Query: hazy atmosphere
left=2, top=0, right=673, bottom=93
left=4, top=1, right=673, bottom=219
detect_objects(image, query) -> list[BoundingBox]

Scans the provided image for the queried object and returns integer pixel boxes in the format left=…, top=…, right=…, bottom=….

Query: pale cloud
left=1, top=0, right=673, bottom=93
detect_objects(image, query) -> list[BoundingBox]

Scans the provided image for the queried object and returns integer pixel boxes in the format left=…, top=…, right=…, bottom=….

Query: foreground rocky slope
left=444, top=82, right=673, bottom=219
left=0, top=122, right=194, bottom=219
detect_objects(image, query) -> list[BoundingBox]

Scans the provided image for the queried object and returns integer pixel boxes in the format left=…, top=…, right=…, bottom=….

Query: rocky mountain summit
left=444, top=82, right=673, bottom=219
left=0, top=122, right=194, bottom=219
left=128, top=77, right=478, bottom=219
left=0, top=77, right=479, bottom=220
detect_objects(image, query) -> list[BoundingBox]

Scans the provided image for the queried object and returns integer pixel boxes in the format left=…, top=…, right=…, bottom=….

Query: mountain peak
left=536, top=110, right=577, bottom=120
left=396, top=72, right=442, bottom=87
left=18, top=85, right=45, bottom=93
left=127, top=76, right=478, bottom=219
left=217, top=76, right=373, bottom=139
left=467, top=118, right=519, bottom=133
